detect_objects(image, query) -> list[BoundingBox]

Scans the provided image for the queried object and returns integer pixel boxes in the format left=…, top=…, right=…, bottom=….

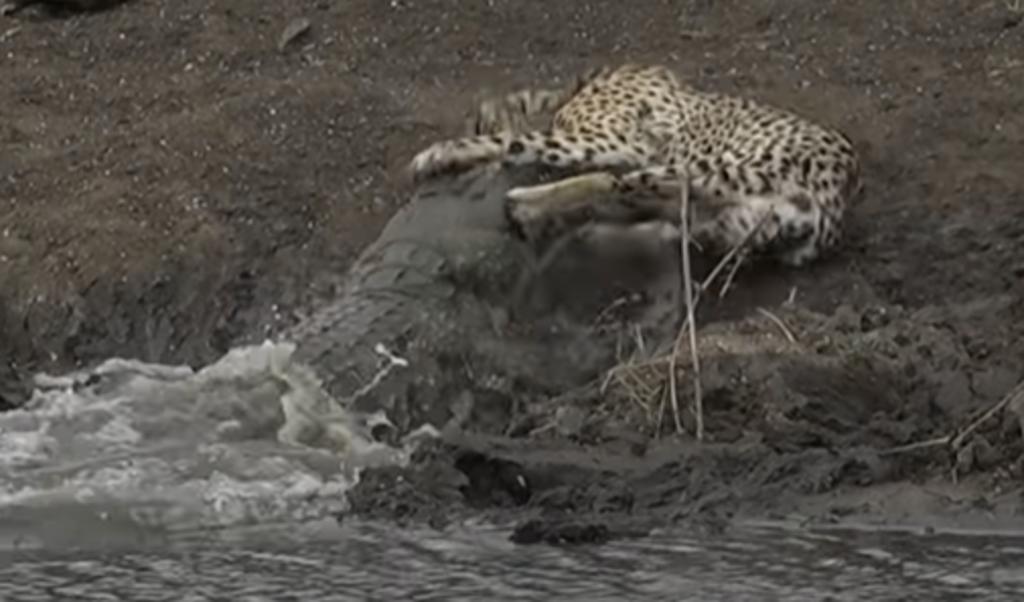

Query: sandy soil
left=2, top=0, right=1023, bottom=539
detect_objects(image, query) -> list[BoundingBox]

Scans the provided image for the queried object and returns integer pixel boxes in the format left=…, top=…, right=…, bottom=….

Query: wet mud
left=345, top=292, right=1024, bottom=542
left=2, top=0, right=1024, bottom=543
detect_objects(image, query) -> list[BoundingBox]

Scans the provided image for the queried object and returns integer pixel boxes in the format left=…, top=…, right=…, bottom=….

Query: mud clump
left=510, top=520, right=612, bottom=546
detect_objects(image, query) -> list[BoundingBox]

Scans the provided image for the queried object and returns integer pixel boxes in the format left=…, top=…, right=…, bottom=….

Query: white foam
left=0, top=340, right=436, bottom=536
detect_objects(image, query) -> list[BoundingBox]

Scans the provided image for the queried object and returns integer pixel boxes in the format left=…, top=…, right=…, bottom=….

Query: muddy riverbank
left=2, top=0, right=1023, bottom=540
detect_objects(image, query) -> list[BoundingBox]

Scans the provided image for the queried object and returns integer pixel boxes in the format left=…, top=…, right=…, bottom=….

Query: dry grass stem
left=656, top=385, right=667, bottom=437
left=674, top=174, right=702, bottom=439
left=756, top=307, right=798, bottom=343
left=879, top=379, right=1024, bottom=460
left=633, top=323, right=647, bottom=356
left=951, top=379, right=1024, bottom=450
left=666, top=319, right=685, bottom=435
left=718, top=253, right=746, bottom=299
left=698, top=210, right=771, bottom=299
left=342, top=343, right=409, bottom=404
left=602, top=197, right=771, bottom=438
left=878, top=436, right=951, bottom=457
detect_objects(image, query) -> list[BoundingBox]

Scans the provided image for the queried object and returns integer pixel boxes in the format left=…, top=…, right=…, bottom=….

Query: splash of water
left=0, top=340, right=434, bottom=548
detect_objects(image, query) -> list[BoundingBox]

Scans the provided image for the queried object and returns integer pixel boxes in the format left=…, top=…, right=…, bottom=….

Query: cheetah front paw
left=471, top=98, right=504, bottom=135
left=409, top=138, right=500, bottom=183
left=470, top=97, right=526, bottom=136
left=408, top=140, right=464, bottom=183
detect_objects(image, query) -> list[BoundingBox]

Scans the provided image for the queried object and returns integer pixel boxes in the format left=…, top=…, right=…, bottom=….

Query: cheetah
left=409, top=63, right=863, bottom=267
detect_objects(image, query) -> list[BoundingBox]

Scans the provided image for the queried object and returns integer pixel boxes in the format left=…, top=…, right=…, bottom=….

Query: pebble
left=279, top=17, right=312, bottom=52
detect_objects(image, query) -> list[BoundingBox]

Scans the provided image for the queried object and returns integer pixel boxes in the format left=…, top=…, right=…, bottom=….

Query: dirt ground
left=2, top=0, right=1023, bottom=536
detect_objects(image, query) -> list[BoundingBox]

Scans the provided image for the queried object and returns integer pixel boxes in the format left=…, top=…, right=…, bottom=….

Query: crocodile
left=276, top=163, right=656, bottom=442
left=283, top=164, right=522, bottom=397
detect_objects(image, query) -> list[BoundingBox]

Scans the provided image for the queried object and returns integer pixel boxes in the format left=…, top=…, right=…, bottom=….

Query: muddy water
left=1, top=520, right=1022, bottom=601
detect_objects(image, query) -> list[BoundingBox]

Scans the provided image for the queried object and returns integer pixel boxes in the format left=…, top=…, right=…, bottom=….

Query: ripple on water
left=3, top=521, right=1022, bottom=601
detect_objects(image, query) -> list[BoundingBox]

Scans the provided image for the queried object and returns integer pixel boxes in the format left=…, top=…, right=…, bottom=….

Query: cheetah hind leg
left=689, top=199, right=824, bottom=268
left=505, top=172, right=620, bottom=228
left=505, top=164, right=832, bottom=270
left=567, top=166, right=831, bottom=269
left=505, top=165, right=686, bottom=238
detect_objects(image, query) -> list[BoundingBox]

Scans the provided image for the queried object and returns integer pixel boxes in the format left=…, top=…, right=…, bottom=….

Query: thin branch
left=697, top=210, right=771, bottom=297
left=951, top=380, right=1024, bottom=450
left=877, top=380, right=1024, bottom=459
left=340, top=343, right=410, bottom=405
left=878, top=436, right=951, bottom=457
left=674, top=173, right=702, bottom=439
left=756, top=307, right=798, bottom=343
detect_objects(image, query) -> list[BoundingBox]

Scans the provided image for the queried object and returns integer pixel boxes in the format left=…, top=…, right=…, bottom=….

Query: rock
left=554, top=405, right=586, bottom=437
left=509, top=518, right=611, bottom=546
left=972, top=367, right=1020, bottom=402
left=453, top=451, right=531, bottom=507
left=932, top=370, right=973, bottom=418
left=859, top=305, right=891, bottom=331
left=1009, top=388, right=1024, bottom=439
left=278, top=17, right=312, bottom=52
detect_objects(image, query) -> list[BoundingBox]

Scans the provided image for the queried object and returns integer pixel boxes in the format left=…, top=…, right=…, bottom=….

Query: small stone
left=278, top=17, right=312, bottom=52
left=1009, top=390, right=1024, bottom=439
left=972, top=367, right=1019, bottom=402
left=554, top=405, right=586, bottom=437
left=971, top=436, right=1000, bottom=471
left=954, top=441, right=975, bottom=476
left=829, top=304, right=860, bottom=333
left=932, top=370, right=972, bottom=417
left=859, top=305, right=890, bottom=331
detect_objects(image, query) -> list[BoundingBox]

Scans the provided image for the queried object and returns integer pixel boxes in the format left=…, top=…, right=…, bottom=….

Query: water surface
left=1, top=520, right=1022, bottom=601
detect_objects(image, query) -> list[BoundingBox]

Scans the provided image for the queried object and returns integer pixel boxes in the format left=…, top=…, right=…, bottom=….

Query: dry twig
left=603, top=200, right=770, bottom=437
left=671, top=174, right=702, bottom=439
left=878, top=435, right=951, bottom=457
left=697, top=210, right=771, bottom=299
left=879, top=379, right=1024, bottom=459
left=718, top=252, right=747, bottom=300
left=341, top=343, right=410, bottom=404
left=950, top=379, right=1024, bottom=450
left=756, top=307, right=798, bottom=343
